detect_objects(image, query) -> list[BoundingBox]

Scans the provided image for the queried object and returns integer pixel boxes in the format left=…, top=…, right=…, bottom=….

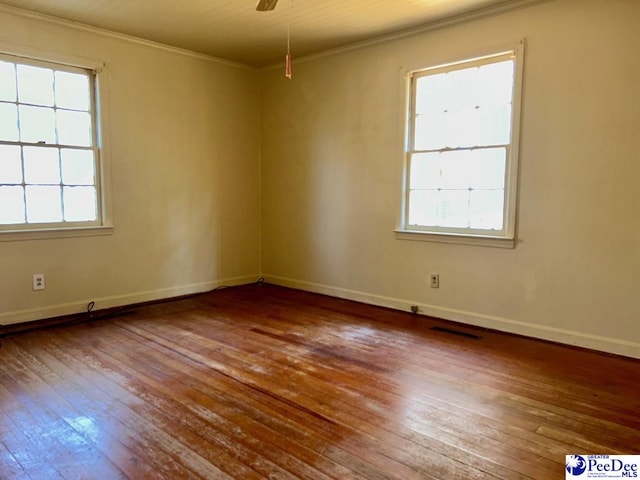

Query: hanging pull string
left=285, top=0, right=293, bottom=79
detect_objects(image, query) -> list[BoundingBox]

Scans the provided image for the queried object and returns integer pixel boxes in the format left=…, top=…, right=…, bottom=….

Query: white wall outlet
left=33, top=273, right=45, bottom=291
left=430, top=273, right=439, bottom=289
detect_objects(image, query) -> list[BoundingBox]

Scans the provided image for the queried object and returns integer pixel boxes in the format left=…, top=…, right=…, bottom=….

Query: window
left=400, top=45, right=523, bottom=246
left=0, top=52, right=108, bottom=236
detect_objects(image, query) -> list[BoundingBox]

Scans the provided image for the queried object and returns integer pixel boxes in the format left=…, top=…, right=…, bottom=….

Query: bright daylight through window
left=0, top=53, right=102, bottom=232
left=402, top=46, right=523, bottom=244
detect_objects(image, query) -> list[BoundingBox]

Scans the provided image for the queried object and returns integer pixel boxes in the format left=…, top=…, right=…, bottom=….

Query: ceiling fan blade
left=256, top=0, right=278, bottom=11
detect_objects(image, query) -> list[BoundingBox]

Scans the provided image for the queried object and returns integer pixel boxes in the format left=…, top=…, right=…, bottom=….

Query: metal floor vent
left=430, top=326, right=481, bottom=340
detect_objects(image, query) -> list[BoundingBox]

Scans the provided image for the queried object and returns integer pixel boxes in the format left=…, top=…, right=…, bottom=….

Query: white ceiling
left=1, top=0, right=539, bottom=67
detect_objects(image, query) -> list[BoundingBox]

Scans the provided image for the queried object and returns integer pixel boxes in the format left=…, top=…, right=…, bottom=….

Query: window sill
left=394, top=229, right=516, bottom=249
left=0, top=225, right=114, bottom=242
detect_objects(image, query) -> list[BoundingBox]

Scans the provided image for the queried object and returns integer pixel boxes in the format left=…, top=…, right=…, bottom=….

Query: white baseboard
left=263, top=274, right=640, bottom=360
left=0, top=274, right=261, bottom=326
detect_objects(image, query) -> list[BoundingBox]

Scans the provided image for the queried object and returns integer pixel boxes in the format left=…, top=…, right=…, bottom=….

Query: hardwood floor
left=1, top=283, right=638, bottom=479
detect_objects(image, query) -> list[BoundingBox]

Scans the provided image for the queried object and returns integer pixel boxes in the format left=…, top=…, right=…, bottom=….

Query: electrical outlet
left=33, top=273, right=45, bottom=291
left=430, top=273, right=439, bottom=289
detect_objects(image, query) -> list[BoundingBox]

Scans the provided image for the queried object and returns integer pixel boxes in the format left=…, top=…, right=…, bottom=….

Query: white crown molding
left=262, top=0, right=554, bottom=71
left=0, top=3, right=256, bottom=71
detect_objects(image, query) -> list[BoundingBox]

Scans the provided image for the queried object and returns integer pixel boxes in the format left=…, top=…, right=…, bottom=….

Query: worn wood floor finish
left=1, top=284, right=638, bottom=479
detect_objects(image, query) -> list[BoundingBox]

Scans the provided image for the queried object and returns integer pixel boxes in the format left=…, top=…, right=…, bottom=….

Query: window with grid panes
left=402, top=46, right=523, bottom=243
left=0, top=53, right=102, bottom=231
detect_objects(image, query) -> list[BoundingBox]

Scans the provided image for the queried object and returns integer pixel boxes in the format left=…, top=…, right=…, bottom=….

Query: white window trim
left=396, top=40, right=525, bottom=248
left=0, top=225, right=114, bottom=242
left=0, top=44, right=113, bottom=242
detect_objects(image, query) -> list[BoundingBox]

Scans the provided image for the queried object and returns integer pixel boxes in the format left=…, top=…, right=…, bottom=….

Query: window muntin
left=403, top=49, right=522, bottom=240
left=0, top=53, right=101, bottom=230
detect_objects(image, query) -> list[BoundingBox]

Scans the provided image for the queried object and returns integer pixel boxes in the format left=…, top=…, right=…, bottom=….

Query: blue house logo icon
left=566, top=455, right=587, bottom=476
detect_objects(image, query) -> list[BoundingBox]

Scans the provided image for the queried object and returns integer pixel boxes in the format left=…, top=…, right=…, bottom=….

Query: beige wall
left=0, top=10, right=261, bottom=323
left=2, top=0, right=638, bottom=359
left=261, top=0, right=640, bottom=358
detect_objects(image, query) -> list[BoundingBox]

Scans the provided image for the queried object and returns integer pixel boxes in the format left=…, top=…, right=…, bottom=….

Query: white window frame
left=396, top=41, right=524, bottom=248
left=0, top=47, right=113, bottom=242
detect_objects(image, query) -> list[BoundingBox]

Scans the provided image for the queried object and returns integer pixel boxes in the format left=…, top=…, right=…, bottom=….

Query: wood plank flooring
left=1, top=283, right=639, bottom=479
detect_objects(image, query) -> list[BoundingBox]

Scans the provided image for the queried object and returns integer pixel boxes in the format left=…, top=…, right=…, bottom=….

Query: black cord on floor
left=0, top=277, right=267, bottom=344
left=0, top=302, right=136, bottom=343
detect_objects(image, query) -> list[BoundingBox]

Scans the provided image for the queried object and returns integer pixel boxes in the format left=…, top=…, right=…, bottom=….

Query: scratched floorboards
left=1, top=283, right=639, bottom=479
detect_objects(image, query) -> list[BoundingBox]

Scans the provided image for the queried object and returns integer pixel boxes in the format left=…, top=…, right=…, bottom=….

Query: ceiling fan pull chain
left=285, top=0, right=293, bottom=79
left=285, top=53, right=292, bottom=79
